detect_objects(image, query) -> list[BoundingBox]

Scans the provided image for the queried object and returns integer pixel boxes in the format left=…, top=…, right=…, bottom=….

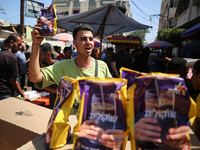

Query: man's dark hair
left=142, top=47, right=151, bottom=56
left=193, top=60, right=200, bottom=75
left=63, top=46, right=71, bottom=52
left=106, top=47, right=114, bottom=53
left=40, top=43, right=58, bottom=58
left=53, top=45, right=58, bottom=50
left=167, top=57, right=187, bottom=73
left=73, top=24, right=94, bottom=40
left=4, top=33, right=21, bottom=45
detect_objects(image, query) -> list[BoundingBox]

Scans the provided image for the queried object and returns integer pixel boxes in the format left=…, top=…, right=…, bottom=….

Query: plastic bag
left=120, top=67, right=142, bottom=150
left=73, top=77, right=128, bottom=150
left=133, top=73, right=196, bottom=150
left=45, top=76, right=78, bottom=149
left=36, top=3, right=57, bottom=37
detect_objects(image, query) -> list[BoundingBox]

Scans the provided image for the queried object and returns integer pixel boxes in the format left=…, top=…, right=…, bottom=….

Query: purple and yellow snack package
left=73, top=77, right=128, bottom=150
left=133, top=73, right=196, bottom=150
left=36, top=3, right=57, bottom=37
left=45, top=76, right=78, bottom=149
left=120, top=67, right=142, bottom=150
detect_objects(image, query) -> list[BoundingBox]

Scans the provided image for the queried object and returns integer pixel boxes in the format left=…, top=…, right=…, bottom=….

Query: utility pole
left=20, top=0, right=25, bottom=37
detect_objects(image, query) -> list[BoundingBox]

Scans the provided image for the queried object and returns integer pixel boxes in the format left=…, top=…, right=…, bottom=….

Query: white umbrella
left=52, top=32, right=73, bottom=42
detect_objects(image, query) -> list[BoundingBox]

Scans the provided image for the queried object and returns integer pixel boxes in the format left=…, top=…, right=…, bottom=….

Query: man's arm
left=111, top=62, right=119, bottom=78
left=28, top=25, right=44, bottom=83
left=9, top=78, right=28, bottom=100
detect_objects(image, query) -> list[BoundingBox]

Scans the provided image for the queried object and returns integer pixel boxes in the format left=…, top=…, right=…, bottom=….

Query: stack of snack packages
left=120, top=67, right=196, bottom=150
left=45, top=67, right=196, bottom=150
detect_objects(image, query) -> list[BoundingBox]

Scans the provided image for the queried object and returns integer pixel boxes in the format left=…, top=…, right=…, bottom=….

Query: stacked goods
left=44, top=68, right=196, bottom=150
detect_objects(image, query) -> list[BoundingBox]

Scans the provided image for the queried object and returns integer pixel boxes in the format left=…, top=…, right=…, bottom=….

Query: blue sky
left=0, top=0, right=162, bottom=43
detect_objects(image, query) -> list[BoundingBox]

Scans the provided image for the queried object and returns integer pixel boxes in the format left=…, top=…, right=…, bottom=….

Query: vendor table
left=20, top=91, right=50, bottom=107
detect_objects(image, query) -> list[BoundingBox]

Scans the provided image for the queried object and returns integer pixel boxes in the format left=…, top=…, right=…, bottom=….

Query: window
left=73, top=10, right=80, bottom=14
left=168, top=18, right=176, bottom=28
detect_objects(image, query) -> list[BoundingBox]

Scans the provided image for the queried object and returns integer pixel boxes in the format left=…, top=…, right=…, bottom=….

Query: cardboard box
left=12, top=98, right=200, bottom=150
left=18, top=115, right=78, bottom=150
left=0, top=97, right=52, bottom=150
left=17, top=115, right=132, bottom=150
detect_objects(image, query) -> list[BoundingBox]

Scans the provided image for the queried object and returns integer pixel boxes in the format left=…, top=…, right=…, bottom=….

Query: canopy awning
left=107, top=36, right=141, bottom=45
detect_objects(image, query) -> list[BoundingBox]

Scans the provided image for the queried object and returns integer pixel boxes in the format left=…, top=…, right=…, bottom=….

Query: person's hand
left=135, top=118, right=162, bottom=143
left=31, top=23, right=44, bottom=45
left=77, top=120, right=104, bottom=141
left=22, top=95, right=29, bottom=101
left=164, top=126, right=190, bottom=148
left=99, top=129, right=124, bottom=150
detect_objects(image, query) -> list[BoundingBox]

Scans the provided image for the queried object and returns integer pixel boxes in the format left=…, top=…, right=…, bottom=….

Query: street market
left=1, top=0, right=200, bottom=150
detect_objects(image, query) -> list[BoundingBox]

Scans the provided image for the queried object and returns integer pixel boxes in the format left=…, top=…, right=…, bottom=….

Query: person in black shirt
left=103, top=47, right=114, bottom=75
left=0, top=33, right=28, bottom=100
left=111, top=43, right=132, bottom=77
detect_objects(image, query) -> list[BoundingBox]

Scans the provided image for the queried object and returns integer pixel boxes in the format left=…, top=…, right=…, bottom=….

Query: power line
left=130, top=7, right=150, bottom=22
left=150, top=17, right=155, bottom=40
left=135, top=0, right=161, bottom=14
left=129, top=0, right=161, bottom=42
left=155, top=15, right=165, bottom=27
left=130, top=0, right=150, bottom=18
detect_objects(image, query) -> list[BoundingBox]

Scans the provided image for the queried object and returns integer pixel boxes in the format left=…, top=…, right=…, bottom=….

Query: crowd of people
left=0, top=23, right=200, bottom=149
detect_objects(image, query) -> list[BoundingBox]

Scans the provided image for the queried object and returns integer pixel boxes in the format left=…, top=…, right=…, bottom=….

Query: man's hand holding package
left=99, top=129, right=124, bottom=150
left=164, top=126, right=190, bottom=148
left=31, top=23, right=44, bottom=45
left=135, top=117, right=190, bottom=148
left=135, top=118, right=162, bottom=143
left=77, top=120, right=104, bottom=141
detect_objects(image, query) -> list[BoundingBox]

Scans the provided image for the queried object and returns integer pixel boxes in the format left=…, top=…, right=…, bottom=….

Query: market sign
left=25, top=0, right=44, bottom=18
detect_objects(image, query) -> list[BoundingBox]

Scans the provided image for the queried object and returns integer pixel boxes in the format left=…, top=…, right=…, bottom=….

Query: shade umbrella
left=181, top=23, right=200, bottom=40
left=52, top=32, right=73, bottom=42
left=57, top=4, right=151, bottom=50
left=145, top=41, right=173, bottom=48
left=179, top=42, right=200, bottom=53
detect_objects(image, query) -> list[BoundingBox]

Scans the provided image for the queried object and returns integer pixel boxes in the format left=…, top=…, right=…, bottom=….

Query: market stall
left=107, top=35, right=142, bottom=49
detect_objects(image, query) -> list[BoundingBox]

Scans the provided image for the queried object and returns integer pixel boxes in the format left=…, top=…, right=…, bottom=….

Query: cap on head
left=40, top=43, right=59, bottom=57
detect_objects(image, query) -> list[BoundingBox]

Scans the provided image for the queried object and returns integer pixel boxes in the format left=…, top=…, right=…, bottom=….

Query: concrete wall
left=176, top=1, right=200, bottom=27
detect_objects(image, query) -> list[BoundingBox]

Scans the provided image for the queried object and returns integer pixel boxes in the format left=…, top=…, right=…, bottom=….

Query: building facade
left=175, top=0, right=200, bottom=28
left=159, top=0, right=179, bottom=30
left=52, top=0, right=132, bottom=18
